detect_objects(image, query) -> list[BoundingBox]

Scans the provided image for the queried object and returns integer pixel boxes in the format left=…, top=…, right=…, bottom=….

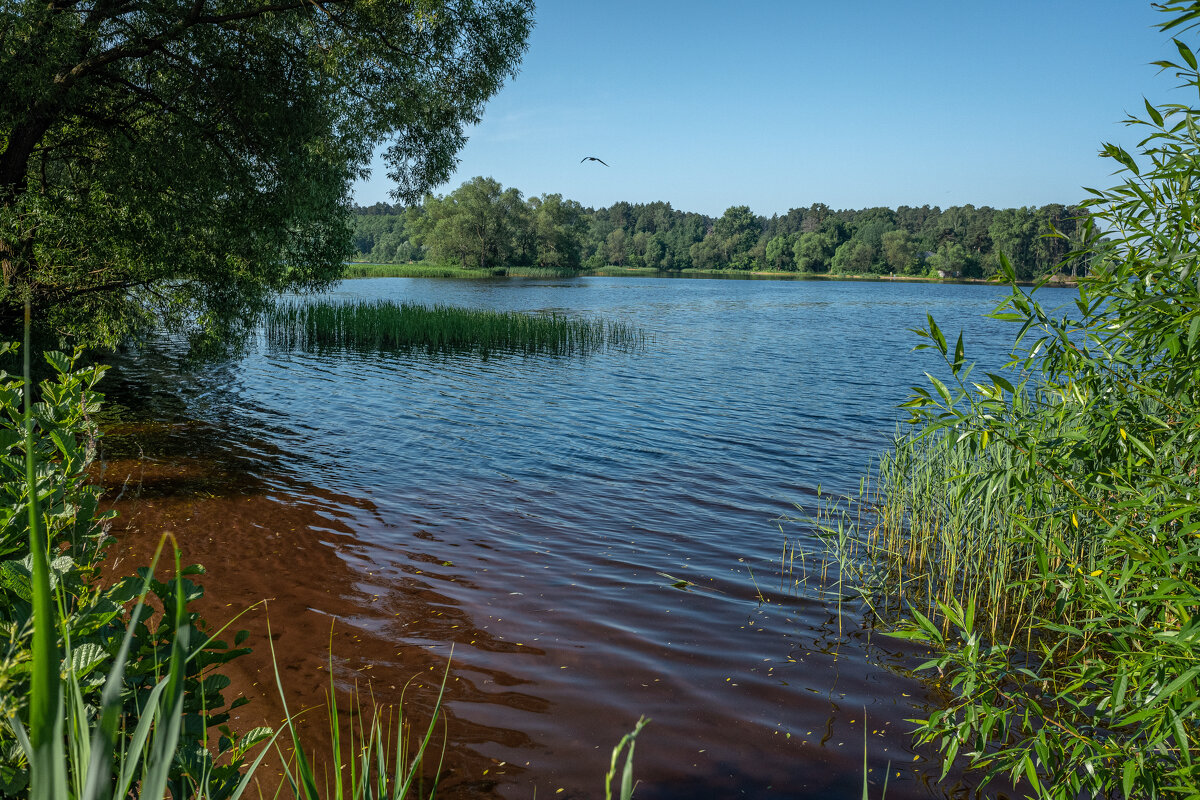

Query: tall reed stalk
left=823, top=427, right=1100, bottom=645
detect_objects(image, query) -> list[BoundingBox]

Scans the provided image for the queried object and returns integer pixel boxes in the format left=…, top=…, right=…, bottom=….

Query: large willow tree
left=0, top=0, right=533, bottom=347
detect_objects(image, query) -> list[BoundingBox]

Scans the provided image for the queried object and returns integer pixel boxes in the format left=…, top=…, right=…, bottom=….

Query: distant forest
left=352, top=176, right=1088, bottom=280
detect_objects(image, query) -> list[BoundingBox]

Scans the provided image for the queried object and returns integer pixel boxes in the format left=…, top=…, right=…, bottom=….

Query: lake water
left=100, top=276, right=1044, bottom=799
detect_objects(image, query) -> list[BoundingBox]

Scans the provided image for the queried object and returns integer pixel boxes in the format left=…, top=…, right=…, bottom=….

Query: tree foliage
left=0, top=0, right=534, bottom=347
left=353, top=187, right=1089, bottom=279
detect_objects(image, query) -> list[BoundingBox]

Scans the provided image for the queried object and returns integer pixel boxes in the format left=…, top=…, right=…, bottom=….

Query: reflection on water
left=98, top=277, right=1051, bottom=799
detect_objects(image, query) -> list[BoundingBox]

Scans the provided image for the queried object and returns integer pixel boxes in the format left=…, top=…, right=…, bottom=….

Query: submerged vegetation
left=814, top=4, right=1200, bottom=797
left=264, top=300, right=647, bottom=356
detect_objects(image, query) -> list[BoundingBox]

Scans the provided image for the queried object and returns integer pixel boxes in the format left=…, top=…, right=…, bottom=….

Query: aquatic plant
left=343, top=263, right=585, bottom=280
left=264, top=299, right=647, bottom=356
left=343, top=263, right=497, bottom=279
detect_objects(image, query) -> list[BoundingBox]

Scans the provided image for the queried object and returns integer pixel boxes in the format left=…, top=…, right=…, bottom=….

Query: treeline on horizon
left=352, top=176, right=1089, bottom=280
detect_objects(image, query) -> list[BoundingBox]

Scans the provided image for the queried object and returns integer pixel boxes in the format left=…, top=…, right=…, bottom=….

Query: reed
left=343, top=263, right=585, bottom=279
left=343, top=263, right=496, bottom=279
left=821, top=427, right=1094, bottom=644
left=264, top=299, right=647, bottom=356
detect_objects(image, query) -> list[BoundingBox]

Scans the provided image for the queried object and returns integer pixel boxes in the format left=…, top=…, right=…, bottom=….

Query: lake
left=99, top=276, right=1043, bottom=799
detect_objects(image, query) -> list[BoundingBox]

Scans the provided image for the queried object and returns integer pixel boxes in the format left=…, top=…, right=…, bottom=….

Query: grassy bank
left=344, top=262, right=583, bottom=279
left=265, top=299, right=646, bottom=355
left=345, top=261, right=1073, bottom=286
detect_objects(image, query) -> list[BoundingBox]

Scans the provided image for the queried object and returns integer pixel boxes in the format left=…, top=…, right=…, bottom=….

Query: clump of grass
left=342, top=263, right=585, bottom=279
left=823, top=431, right=1077, bottom=642
left=343, top=263, right=496, bottom=279
left=264, top=300, right=646, bottom=356
left=504, top=266, right=583, bottom=278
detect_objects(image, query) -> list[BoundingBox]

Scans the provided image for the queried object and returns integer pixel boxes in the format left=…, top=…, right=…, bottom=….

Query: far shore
left=344, top=261, right=1080, bottom=288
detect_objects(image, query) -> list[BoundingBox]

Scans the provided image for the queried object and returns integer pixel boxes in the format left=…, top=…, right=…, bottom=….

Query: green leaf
left=986, top=372, right=1015, bottom=394
left=42, top=351, right=70, bottom=377
left=1176, top=38, right=1198, bottom=70
left=1149, top=665, right=1200, bottom=707
left=1145, top=97, right=1165, bottom=127
left=927, top=374, right=953, bottom=407
left=240, top=727, right=273, bottom=748
left=1103, top=143, right=1141, bottom=176
left=66, top=643, right=108, bottom=678
left=927, top=315, right=948, bottom=355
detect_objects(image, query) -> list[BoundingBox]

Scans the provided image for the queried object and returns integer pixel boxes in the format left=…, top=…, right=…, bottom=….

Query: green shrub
left=0, top=341, right=265, bottom=799
left=839, top=4, right=1200, bottom=797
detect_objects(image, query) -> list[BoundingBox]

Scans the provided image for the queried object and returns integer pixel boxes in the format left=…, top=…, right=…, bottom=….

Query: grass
left=264, top=299, right=647, bottom=356
left=801, top=429, right=1090, bottom=646
left=344, top=263, right=585, bottom=279
left=344, top=261, right=978, bottom=284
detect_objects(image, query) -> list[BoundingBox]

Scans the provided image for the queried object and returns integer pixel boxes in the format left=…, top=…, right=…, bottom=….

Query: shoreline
left=343, top=262, right=1080, bottom=288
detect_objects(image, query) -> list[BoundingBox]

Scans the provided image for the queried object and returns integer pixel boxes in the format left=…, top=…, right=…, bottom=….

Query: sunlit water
left=102, top=276, right=1052, bottom=799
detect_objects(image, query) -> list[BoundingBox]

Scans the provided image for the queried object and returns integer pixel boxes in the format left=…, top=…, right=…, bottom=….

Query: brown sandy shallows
left=95, top=424, right=536, bottom=799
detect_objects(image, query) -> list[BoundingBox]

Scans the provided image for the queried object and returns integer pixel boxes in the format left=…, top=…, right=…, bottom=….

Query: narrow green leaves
left=22, top=297, right=67, bottom=800
left=1176, top=37, right=1199, bottom=69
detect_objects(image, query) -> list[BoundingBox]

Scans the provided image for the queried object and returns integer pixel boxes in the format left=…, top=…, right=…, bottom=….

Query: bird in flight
left=580, top=156, right=609, bottom=167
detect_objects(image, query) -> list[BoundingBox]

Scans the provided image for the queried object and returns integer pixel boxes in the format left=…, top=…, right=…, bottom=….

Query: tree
left=830, top=239, right=877, bottom=274
left=986, top=207, right=1039, bottom=279
left=0, top=0, right=534, bottom=347
left=413, top=193, right=471, bottom=266
left=416, top=177, right=524, bottom=270
left=642, top=234, right=667, bottom=270
left=764, top=235, right=795, bottom=270
left=925, top=242, right=970, bottom=277
left=529, top=193, right=585, bottom=269
left=714, top=205, right=761, bottom=264
left=792, top=231, right=836, bottom=272
left=881, top=229, right=918, bottom=274
left=606, top=228, right=628, bottom=267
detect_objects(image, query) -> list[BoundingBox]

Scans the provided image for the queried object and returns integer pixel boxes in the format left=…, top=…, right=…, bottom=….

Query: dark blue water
left=105, top=277, right=1051, bottom=799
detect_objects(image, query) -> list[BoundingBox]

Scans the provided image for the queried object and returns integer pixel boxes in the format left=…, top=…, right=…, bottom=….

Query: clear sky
left=351, top=1, right=1178, bottom=217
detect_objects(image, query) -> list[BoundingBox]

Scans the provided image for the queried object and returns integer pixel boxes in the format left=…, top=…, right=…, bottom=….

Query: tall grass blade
left=139, top=546, right=190, bottom=800
left=605, top=717, right=648, bottom=800
left=84, top=537, right=167, bottom=800
left=22, top=296, right=67, bottom=800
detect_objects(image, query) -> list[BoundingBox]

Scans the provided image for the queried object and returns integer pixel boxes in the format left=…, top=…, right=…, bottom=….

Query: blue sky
left=352, top=1, right=1176, bottom=217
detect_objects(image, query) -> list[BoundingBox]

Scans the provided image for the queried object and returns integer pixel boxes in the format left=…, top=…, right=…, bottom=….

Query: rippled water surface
left=101, top=277, right=1047, bottom=799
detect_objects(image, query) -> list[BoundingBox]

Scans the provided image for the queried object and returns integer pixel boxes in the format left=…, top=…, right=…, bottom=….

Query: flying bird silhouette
left=580, top=156, right=609, bottom=166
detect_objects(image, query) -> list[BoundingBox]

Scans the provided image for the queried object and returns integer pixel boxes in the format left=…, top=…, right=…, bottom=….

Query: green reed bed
left=343, top=263, right=585, bottom=279
left=265, top=299, right=646, bottom=356
left=824, top=429, right=1098, bottom=645
left=343, top=263, right=495, bottom=279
